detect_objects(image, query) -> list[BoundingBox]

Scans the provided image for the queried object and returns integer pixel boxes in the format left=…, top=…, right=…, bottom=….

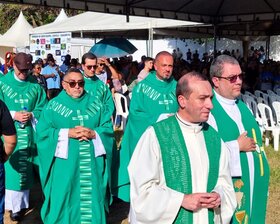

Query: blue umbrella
left=89, top=37, right=138, bottom=58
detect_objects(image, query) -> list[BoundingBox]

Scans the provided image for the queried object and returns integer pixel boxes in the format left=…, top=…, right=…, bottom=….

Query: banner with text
left=30, top=32, right=71, bottom=65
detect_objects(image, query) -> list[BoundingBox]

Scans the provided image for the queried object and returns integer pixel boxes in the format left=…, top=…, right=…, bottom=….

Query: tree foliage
left=0, top=4, right=81, bottom=34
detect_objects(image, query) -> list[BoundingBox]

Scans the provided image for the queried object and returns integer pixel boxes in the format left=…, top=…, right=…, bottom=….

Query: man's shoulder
left=85, top=76, right=110, bottom=91
left=42, top=65, right=53, bottom=73
left=0, top=71, right=15, bottom=84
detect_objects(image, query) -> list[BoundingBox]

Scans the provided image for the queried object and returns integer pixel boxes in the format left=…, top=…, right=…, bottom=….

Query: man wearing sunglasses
left=114, top=51, right=178, bottom=202
left=81, top=52, right=115, bottom=211
left=81, top=53, right=115, bottom=119
left=0, top=52, right=47, bottom=221
left=208, top=54, right=270, bottom=224
left=36, top=68, right=114, bottom=224
left=95, top=57, right=109, bottom=84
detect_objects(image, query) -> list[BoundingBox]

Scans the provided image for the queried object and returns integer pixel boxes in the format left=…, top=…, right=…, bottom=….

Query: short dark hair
left=81, top=52, right=97, bottom=65
left=176, top=71, right=209, bottom=100
left=64, top=68, right=83, bottom=80
left=154, top=51, right=172, bottom=64
left=144, top=57, right=154, bottom=63
left=209, top=55, right=239, bottom=79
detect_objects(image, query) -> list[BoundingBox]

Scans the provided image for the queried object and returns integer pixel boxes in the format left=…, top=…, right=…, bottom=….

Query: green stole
left=211, top=94, right=270, bottom=224
left=84, top=75, right=116, bottom=209
left=153, top=116, right=221, bottom=224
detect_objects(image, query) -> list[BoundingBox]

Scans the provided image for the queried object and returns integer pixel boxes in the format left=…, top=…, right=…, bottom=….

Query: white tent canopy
left=31, top=11, right=203, bottom=58
left=0, top=11, right=33, bottom=63
left=31, top=11, right=202, bottom=34
left=53, top=8, right=68, bottom=24
left=0, top=11, right=33, bottom=48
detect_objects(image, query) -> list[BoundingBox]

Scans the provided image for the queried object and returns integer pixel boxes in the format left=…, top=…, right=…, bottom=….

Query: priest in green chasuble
left=81, top=52, right=115, bottom=123
left=0, top=53, right=47, bottom=221
left=36, top=68, right=114, bottom=224
left=208, top=55, right=270, bottom=224
left=128, top=72, right=236, bottom=224
left=81, top=52, right=116, bottom=210
left=113, top=51, right=178, bottom=202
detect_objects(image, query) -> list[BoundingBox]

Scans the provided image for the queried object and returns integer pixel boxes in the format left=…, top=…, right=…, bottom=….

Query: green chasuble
left=153, top=116, right=221, bottom=224
left=84, top=75, right=115, bottom=121
left=211, top=93, right=270, bottom=224
left=0, top=70, right=47, bottom=190
left=36, top=90, right=114, bottom=224
left=113, top=71, right=178, bottom=202
left=84, top=75, right=116, bottom=209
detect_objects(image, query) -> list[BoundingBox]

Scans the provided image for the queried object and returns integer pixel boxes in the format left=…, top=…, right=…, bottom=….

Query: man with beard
left=113, top=51, right=178, bottom=202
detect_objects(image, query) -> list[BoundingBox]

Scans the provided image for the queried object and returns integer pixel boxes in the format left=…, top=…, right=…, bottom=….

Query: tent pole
left=146, top=40, right=149, bottom=57
left=214, top=25, right=217, bottom=58
left=266, top=36, right=270, bottom=60
left=150, top=28, right=153, bottom=57
left=148, top=26, right=152, bottom=57
left=205, top=38, right=208, bottom=54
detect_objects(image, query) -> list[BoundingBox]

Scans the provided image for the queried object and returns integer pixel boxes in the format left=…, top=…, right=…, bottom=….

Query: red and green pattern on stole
left=154, top=116, right=221, bottom=224
left=211, top=94, right=270, bottom=224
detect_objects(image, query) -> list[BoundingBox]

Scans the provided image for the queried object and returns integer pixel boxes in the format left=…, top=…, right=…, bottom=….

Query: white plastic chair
left=243, top=96, right=262, bottom=128
left=254, top=90, right=264, bottom=98
left=272, top=101, right=280, bottom=126
left=276, top=89, right=280, bottom=96
left=244, top=91, right=255, bottom=98
left=262, top=93, right=270, bottom=105
left=113, top=92, right=129, bottom=130
left=257, top=96, right=268, bottom=105
left=267, top=90, right=276, bottom=96
left=257, top=103, right=280, bottom=151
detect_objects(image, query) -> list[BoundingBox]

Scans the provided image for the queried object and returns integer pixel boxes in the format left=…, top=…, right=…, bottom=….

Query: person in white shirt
left=128, top=71, right=236, bottom=224
left=207, top=54, right=270, bottom=224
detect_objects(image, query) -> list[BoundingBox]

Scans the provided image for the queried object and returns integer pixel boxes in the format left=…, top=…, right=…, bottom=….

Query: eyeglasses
left=215, top=74, right=243, bottom=83
left=98, top=63, right=105, bottom=67
left=63, top=80, right=85, bottom=88
left=86, top=65, right=98, bottom=70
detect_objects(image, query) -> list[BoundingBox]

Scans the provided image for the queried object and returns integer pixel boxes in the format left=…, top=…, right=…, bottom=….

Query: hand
left=100, top=57, right=110, bottom=67
left=51, top=73, right=56, bottom=78
left=69, top=126, right=96, bottom=141
left=181, top=193, right=221, bottom=212
left=200, top=192, right=221, bottom=209
left=237, top=131, right=256, bottom=152
left=14, top=111, right=32, bottom=123
left=81, top=127, right=96, bottom=140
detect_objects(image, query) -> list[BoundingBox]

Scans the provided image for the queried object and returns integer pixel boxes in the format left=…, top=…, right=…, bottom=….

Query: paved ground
left=4, top=182, right=129, bottom=224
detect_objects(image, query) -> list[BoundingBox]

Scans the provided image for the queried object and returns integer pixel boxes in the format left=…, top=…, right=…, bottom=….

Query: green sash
left=153, top=116, right=221, bottom=224
left=211, top=94, right=270, bottom=224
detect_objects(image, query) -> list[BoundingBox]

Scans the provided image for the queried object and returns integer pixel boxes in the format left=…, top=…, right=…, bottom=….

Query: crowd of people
left=0, top=48, right=270, bottom=224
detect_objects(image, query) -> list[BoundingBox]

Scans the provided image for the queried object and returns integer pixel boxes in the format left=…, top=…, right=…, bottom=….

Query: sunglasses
left=63, top=80, right=85, bottom=88
left=215, top=74, right=243, bottom=83
left=86, top=65, right=98, bottom=70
